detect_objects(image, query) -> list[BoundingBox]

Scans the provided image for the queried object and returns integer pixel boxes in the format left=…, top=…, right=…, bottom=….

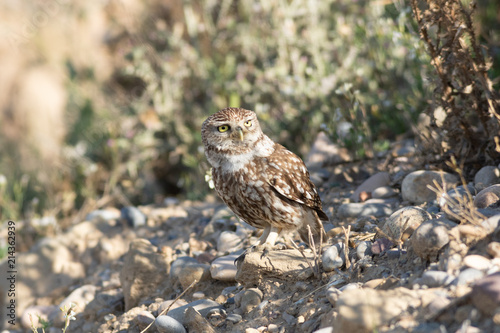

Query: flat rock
left=235, top=249, right=315, bottom=286
left=337, top=203, right=393, bottom=218
left=166, top=299, right=223, bottom=325
left=402, top=170, right=459, bottom=204
left=155, top=315, right=186, bottom=333
left=350, top=172, right=391, bottom=202
left=210, top=254, right=238, bottom=281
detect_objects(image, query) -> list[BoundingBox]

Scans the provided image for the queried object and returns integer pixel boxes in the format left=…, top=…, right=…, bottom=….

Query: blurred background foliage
left=0, top=0, right=498, bottom=227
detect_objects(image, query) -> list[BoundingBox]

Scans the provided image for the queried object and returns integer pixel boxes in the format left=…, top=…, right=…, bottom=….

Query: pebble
left=481, top=214, right=500, bottom=234
left=411, top=219, right=452, bottom=261
left=474, top=184, right=500, bottom=208
left=487, top=242, right=500, bottom=258
left=456, top=268, right=485, bottom=286
left=217, top=231, right=244, bottom=253
left=227, top=313, right=242, bottom=324
left=337, top=202, right=393, bottom=218
left=356, top=241, right=372, bottom=259
left=474, top=166, right=500, bottom=191
left=350, top=172, right=391, bottom=202
left=166, top=299, right=223, bottom=325
left=121, top=206, right=147, bottom=227
left=267, top=323, right=279, bottom=332
left=382, top=206, right=432, bottom=242
left=158, top=299, right=189, bottom=314
left=210, top=254, right=238, bottom=281
left=413, top=270, right=455, bottom=288
left=192, top=292, right=205, bottom=300
left=463, top=254, right=491, bottom=271
left=170, top=256, right=199, bottom=280
left=155, top=315, right=186, bottom=333
left=322, top=243, right=345, bottom=271
left=401, top=170, right=458, bottom=204
left=135, top=311, right=155, bottom=328
left=86, top=208, right=120, bottom=221
left=371, top=238, right=393, bottom=254
left=471, top=272, right=500, bottom=315
left=326, top=287, right=341, bottom=306
left=282, top=311, right=296, bottom=325
left=372, top=186, right=398, bottom=199
left=237, top=288, right=263, bottom=313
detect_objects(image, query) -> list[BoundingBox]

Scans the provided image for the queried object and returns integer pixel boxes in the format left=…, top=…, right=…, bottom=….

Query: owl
left=201, top=107, right=328, bottom=250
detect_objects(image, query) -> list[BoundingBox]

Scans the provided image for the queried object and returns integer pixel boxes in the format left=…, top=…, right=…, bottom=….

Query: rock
left=463, top=255, right=491, bottom=271
left=210, top=254, right=238, bottom=281
left=85, top=208, right=121, bottom=221
left=487, top=242, right=500, bottom=258
left=481, top=214, right=500, bottom=234
left=456, top=268, right=485, bottom=286
left=121, top=206, right=147, bottom=227
left=158, top=299, right=189, bottom=314
left=268, top=323, right=279, bottom=332
left=472, top=272, right=500, bottom=315
left=372, top=186, right=398, bottom=199
left=217, top=231, right=244, bottom=253
left=120, top=239, right=170, bottom=311
left=411, top=219, right=453, bottom=261
left=227, top=313, right=242, bottom=324
left=170, top=256, right=199, bottom=281
left=402, top=170, right=459, bottom=204
left=474, top=184, right=500, bottom=208
left=474, top=166, right=500, bottom=191
left=177, top=263, right=210, bottom=289
left=335, top=287, right=419, bottom=332
left=350, top=172, right=391, bottom=202
left=381, top=206, right=432, bottom=243
left=235, top=249, right=315, bottom=286
left=135, top=311, right=155, bottom=329
left=337, top=203, right=393, bottom=218
left=413, top=271, right=454, bottom=288
left=326, top=287, right=342, bottom=306
left=356, top=241, right=372, bottom=259
left=322, top=243, right=345, bottom=271
left=237, top=288, right=263, bottom=313
left=184, top=306, right=216, bottom=333
left=155, top=315, right=186, bottom=333
left=166, top=299, right=223, bottom=325
left=371, top=238, right=393, bottom=254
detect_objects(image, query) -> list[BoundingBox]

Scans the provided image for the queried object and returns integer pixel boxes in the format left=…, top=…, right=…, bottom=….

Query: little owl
left=202, top=107, right=328, bottom=249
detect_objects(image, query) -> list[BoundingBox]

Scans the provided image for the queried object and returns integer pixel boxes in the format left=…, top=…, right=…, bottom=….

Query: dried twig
left=342, top=225, right=351, bottom=269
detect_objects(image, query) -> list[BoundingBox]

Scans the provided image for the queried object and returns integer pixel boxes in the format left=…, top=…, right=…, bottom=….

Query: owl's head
left=201, top=107, right=264, bottom=151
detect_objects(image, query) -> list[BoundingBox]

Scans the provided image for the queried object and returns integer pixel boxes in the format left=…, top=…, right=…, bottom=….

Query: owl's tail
left=298, top=209, right=328, bottom=248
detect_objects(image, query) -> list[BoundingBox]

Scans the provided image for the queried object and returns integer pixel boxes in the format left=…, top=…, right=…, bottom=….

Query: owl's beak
left=236, top=127, right=244, bottom=141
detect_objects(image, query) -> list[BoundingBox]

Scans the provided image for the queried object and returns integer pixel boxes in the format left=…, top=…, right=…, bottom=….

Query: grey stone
left=350, top=172, right=391, bottom=202
left=356, top=241, right=372, bottom=259
left=121, top=206, right=146, bottom=228
left=411, top=219, right=453, bottom=261
left=337, top=203, right=393, bottom=218
left=226, top=313, right=242, bottom=324
left=474, top=166, right=500, bottom=191
left=372, top=186, right=398, bottom=199
left=472, top=272, right=500, bottom=315
left=170, top=256, right=199, bottom=281
left=474, top=184, right=500, bottom=208
left=217, top=231, right=244, bottom=253
left=155, top=315, right=186, bottom=333
left=414, top=271, right=454, bottom=288
left=456, top=268, right=485, bottom=286
left=402, top=170, right=459, bottom=204
left=166, top=299, right=223, bottom=325
left=322, top=243, right=345, bottom=271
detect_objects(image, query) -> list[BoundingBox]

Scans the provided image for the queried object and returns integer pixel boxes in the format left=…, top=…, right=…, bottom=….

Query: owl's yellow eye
left=244, top=120, right=252, bottom=127
left=217, top=125, right=230, bottom=132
